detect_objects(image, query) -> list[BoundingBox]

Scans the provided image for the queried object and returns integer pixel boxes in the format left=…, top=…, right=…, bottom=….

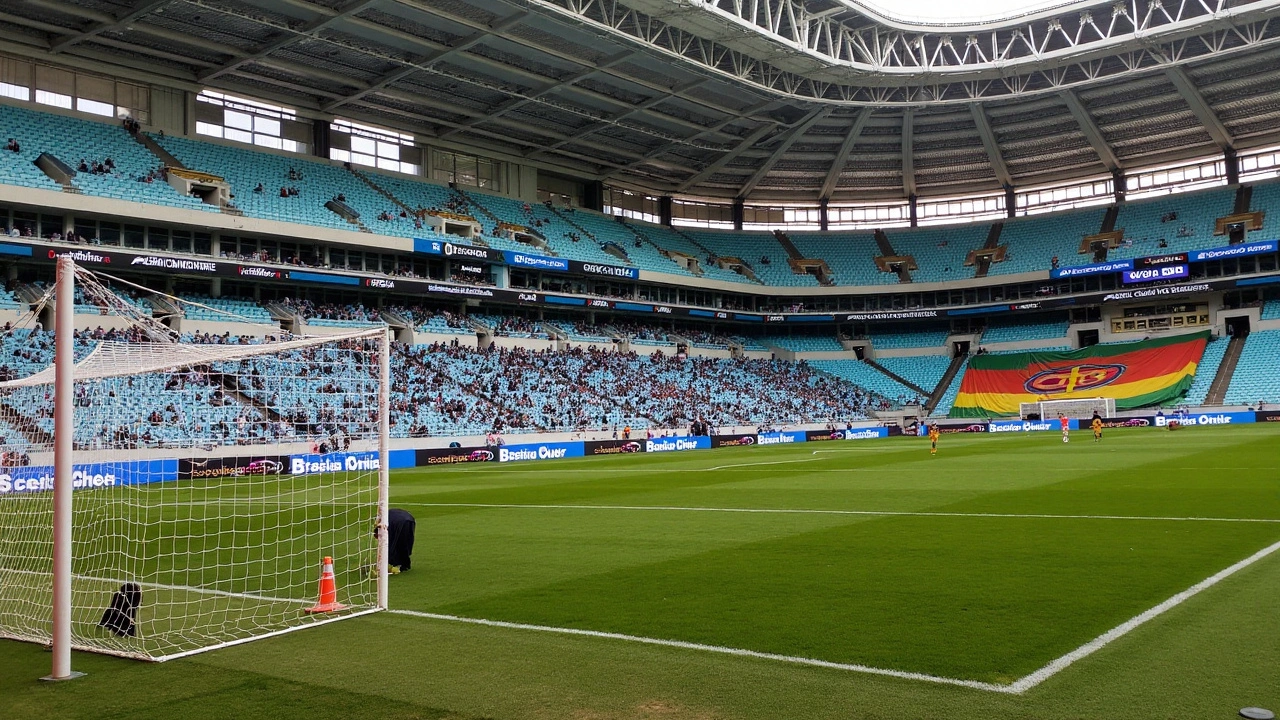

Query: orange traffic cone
left=303, top=556, right=347, bottom=614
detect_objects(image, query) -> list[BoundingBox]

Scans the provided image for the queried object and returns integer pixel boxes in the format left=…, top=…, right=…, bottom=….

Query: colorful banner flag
left=949, top=331, right=1210, bottom=418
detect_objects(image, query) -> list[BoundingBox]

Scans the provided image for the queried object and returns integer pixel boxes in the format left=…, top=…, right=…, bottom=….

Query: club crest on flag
left=1024, top=364, right=1125, bottom=394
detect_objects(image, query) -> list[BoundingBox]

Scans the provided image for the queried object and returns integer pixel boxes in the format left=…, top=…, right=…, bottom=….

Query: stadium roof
left=4, top=0, right=1280, bottom=203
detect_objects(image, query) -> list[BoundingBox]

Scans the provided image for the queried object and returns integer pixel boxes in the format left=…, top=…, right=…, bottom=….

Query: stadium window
left=828, top=203, right=910, bottom=229
left=917, top=193, right=1005, bottom=226
left=0, top=82, right=29, bottom=101
left=1238, top=145, right=1280, bottom=182
left=432, top=148, right=499, bottom=191
left=1016, top=178, right=1113, bottom=215
left=672, top=199, right=733, bottom=229
left=35, top=89, right=72, bottom=109
left=604, top=188, right=661, bottom=224
left=196, top=91, right=305, bottom=153
left=331, top=119, right=419, bottom=175
left=75, top=97, right=114, bottom=117
left=1126, top=158, right=1225, bottom=199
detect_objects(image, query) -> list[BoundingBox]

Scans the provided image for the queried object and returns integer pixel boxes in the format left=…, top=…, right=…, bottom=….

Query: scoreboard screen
left=1122, top=263, right=1189, bottom=284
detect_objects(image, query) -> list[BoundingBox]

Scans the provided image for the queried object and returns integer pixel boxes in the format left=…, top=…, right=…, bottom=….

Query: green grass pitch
left=3, top=424, right=1279, bottom=719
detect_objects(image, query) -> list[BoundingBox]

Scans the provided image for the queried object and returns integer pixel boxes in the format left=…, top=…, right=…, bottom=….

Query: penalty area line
left=385, top=609, right=1010, bottom=693
left=1007, top=536, right=1280, bottom=693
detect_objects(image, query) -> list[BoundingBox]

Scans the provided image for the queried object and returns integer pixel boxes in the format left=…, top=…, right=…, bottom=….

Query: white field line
left=1007, top=536, right=1280, bottom=692
left=394, top=501, right=1280, bottom=525
left=705, top=457, right=827, bottom=471
left=385, top=609, right=1009, bottom=693
left=1, top=567, right=380, bottom=662
left=387, top=538, right=1280, bottom=695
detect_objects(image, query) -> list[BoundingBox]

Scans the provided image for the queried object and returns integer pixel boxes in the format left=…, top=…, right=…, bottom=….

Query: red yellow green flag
left=949, top=330, right=1209, bottom=418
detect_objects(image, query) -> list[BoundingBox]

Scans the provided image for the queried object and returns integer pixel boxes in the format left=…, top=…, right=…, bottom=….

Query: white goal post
left=0, top=259, right=390, bottom=675
left=1020, top=397, right=1116, bottom=420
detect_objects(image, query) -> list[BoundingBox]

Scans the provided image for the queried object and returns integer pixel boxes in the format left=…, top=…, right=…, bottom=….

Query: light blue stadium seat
left=1223, top=330, right=1280, bottom=405
left=982, top=316, right=1070, bottom=344
left=871, top=328, right=949, bottom=350
left=761, top=335, right=844, bottom=352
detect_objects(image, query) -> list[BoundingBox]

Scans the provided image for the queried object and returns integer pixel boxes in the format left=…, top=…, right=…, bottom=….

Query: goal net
left=1020, top=397, right=1116, bottom=420
left=0, top=285, right=389, bottom=662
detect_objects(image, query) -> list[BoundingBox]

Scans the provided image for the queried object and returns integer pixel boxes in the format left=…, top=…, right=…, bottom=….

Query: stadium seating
left=787, top=232, right=887, bottom=286
left=1260, top=299, right=1280, bottom=321
left=932, top=357, right=969, bottom=416
left=181, top=295, right=273, bottom=324
left=459, top=192, right=621, bottom=266
left=876, top=355, right=952, bottom=393
left=760, top=335, right=844, bottom=353
left=731, top=336, right=770, bottom=352
left=151, top=134, right=405, bottom=235
left=809, top=360, right=923, bottom=405
left=885, top=225, right=988, bottom=283
left=986, top=346, right=1071, bottom=355
left=1223, top=330, right=1280, bottom=405
left=1182, top=336, right=1229, bottom=406
left=547, top=321, right=615, bottom=343
left=587, top=215, right=718, bottom=279
left=277, top=299, right=382, bottom=327
left=1249, top=178, right=1280, bottom=219
left=870, top=328, right=950, bottom=350
left=683, top=230, right=820, bottom=287
left=981, top=316, right=1070, bottom=344
left=0, top=287, right=22, bottom=311
left=1110, top=188, right=1235, bottom=261
left=0, top=104, right=210, bottom=211
left=992, top=208, right=1104, bottom=276
left=469, top=314, right=543, bottom=338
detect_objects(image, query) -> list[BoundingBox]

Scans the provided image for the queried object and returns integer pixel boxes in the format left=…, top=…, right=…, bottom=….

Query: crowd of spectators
left=0, top=320, right=890, bottom=445
left=276, top=298, right=380, bottom=323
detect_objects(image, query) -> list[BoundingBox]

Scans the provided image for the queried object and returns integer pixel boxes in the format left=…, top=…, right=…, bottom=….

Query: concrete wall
left=490, top=336, right=556, bottom=352
left=300, top=322, right=387, bottom=337
left=181, top=318, right=279, bottom=337
left=414, top=330, right=479, bottom=348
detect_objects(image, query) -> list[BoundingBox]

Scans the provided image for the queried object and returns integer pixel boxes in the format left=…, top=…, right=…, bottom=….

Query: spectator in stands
left=78, top=159, right=89, bottom=173
left=279, top=187, right=289, bottom=198
left=254, top=183, right=264, bottom=193
left=5, top=138, right=19, bottom=153
left=1051, top=255, right=1059, bottom=269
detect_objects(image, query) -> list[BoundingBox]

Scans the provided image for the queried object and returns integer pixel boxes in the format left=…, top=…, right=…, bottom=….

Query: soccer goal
left=1020, top=397, right=1116, bottom=420
left=0, top=259, right=389, bottom=675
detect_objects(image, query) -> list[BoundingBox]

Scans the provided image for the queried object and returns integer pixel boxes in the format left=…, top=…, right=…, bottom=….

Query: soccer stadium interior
left=2, top=0, right=1280, bottom=716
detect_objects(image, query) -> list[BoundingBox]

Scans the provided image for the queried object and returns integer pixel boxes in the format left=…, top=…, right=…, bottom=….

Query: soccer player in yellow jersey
left=1091, top=413, right=1103, bottom=442
left=928, top=424, right=940, bottom=455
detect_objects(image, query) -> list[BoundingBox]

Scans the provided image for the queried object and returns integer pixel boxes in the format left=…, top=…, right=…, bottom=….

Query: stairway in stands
left=347, top=165, right=416, bottom=217
left=973, top=223, right=1003, bottom=278
left=863, top=358, right=930, bottom=397
left=924, top=354, right=968, bottom=414
left=874, top=230, right=912, bottom=282
left=1235, top=184, right=1253, bottom=214
left=772, top=229, right=804, bottom=260
left=129, top=128, right=184, bottom=170
left=1204, top=334, right=1246, bottom=405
